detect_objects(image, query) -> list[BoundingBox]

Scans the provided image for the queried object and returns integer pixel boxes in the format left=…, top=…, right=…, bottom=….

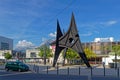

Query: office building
left=0, top=36, right=13, bottom=50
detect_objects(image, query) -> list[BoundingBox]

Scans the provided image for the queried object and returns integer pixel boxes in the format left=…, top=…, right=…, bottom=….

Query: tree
left=110, top=44, right=120, bottom=69
left=65, top=48, right=96, bottom=60
left=65, top=48, right=79, bottom=60
left=4, top=52, right=12, bottom=60
left=38, top=45, right=53, bottom=58
left=84, top=48, right=96, bottom=59
left=64, top=48, right=79, bottom=64
left=112, top=45, right=120, bottom=56
left=63, top=48, right=96, bottom=65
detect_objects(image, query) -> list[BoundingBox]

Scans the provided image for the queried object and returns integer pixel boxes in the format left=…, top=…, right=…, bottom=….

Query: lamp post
left=44, top=46, right=46, bottom=65
left=43, top=39, right=50, bottom=65
left=115, top=51, right=117, bottom=69
left=42, top=39, right=53, bottom=65
left=115, top=41, right=118, bottom=69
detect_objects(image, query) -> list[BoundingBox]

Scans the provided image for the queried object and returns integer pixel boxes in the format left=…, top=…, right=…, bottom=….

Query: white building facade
left=26, top=49, right=40, bottom=58
left=94, top=37, right=114, bottom=42
left=0, top=50, right=12, bottom=59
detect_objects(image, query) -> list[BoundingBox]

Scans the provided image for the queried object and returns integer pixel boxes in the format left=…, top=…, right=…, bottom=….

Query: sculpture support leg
left=79, top=52, right=91, bottom=68
left=62, top=48, right=68, bottom=66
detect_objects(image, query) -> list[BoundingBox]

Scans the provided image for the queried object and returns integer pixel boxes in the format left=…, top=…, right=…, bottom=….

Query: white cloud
left=42, top=37, right=47, bottom=42
left=100, top=20, right=117, bottom=26
left=93, top=31, right=99, bottom=34
left=15, top=40, right=35, bottom=49
left=80, top=20, right=118, bottom=28
left=81, top=32, right=92, bottom=36
left=49, top=32, right=56, bottom=37
left=107, top=21, right=117, bottom=25
left=40, top=38, right=54, bottom=46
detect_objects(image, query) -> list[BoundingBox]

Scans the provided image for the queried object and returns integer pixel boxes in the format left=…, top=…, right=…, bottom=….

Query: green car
left=5, top=61, right=29, bottom=72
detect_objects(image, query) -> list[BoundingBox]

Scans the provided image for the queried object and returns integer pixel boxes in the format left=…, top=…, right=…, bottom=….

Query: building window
left=2, top=52, right=5, bottom=56
left=1, top=42, right=9, bottom=50
left=30, top=52, right=36, bottom=58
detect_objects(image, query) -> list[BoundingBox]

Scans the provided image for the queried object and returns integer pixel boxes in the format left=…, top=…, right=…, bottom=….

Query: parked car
left=5, top=61, right=29, bottom=72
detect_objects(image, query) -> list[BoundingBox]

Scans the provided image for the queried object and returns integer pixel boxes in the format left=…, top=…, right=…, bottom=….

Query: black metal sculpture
left=53, top=13, right=91, bottom=68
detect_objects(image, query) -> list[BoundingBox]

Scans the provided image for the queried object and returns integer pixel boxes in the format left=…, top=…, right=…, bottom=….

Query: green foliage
left=84, top=48, right=96, bottom=59
left=4, top=52, right=12, bottom=60
left=109, top=52, right=115, bottom=55
left=38, top=45, right=53, bottom=58
left=65, top=48, right=79, bottom=60
left=112, top=45, right=120, bottom=56
left=64, top=48, right=96, bottom=60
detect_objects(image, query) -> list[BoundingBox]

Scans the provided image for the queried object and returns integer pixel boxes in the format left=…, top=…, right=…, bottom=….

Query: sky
left=0, top=0, right=120, bottom=49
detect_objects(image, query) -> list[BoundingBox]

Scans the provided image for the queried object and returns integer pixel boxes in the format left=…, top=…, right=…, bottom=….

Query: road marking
left=0, top=71, right=32, bottom=77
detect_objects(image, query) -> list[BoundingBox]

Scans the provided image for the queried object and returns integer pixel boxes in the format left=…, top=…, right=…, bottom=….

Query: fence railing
left=28, top=64, right=120, bottom=78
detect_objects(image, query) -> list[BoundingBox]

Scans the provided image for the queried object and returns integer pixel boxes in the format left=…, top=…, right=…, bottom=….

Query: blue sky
left=0, top=0, right=120, bottom=48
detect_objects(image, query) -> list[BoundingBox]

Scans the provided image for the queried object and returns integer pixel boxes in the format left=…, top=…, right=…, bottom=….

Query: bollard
left=57, top=66, right=59, bottom=75
left=79, top=67, right=80, bottom=75
left=103, top=62, right=105, bottom=76
left=91, top=67, right=93, bottom=76
left=35, top=65, right=36, bottom=73
left=103, top=66, right=105, bottom=76
left=37, top=66, right=39, bottom=73
left=35, top=65, right=37, bottom=73
left=47, top=66, right=48, bottom=74
left=118, top=68, right=119, bottom=77
left=68, top=67, right=69, bottom=75
left=33, top=64, right=35, bottom=72
left=36, top=65, right=38, bottom=73
left=33, top=64, right=36, bottom=72
left=32, top=65, right=34, bottom=71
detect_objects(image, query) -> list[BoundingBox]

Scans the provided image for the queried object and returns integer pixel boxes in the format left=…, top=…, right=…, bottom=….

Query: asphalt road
left=0, top=70, right=88, bottom=80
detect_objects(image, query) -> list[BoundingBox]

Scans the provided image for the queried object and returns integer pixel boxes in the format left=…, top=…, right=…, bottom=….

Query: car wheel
left=18, top=69, right=22, bottom=72
left=5, top=68, right=9, bottom=71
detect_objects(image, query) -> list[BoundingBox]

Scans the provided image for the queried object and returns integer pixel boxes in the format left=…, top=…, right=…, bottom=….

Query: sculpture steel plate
left=53, top=13, right=91, bottom=68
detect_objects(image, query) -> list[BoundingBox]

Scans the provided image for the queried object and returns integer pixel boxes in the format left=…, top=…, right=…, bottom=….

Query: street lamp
left=115, top=41, right=118, bottom=69
left=115, top=52, right=117, bottom=69
left=44, top=46, right=46, bottom=65
left=42, top=39, right=53, bottom=65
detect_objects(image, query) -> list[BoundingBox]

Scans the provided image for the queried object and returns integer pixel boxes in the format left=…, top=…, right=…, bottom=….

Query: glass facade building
left=0, top=36, right=13, bottom=50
